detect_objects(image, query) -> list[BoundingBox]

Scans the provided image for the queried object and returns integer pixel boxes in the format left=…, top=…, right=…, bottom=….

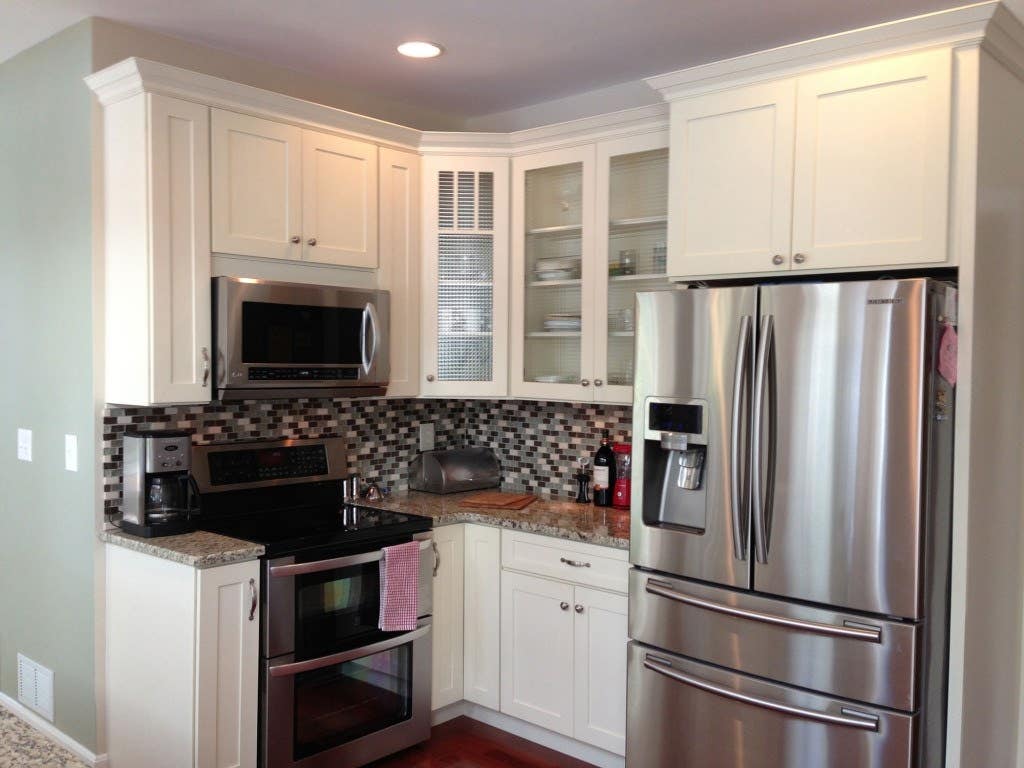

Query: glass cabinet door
left=422, top=156, right=509, bottom=397
left=595, top=136, right=671, bottom=403
left=512, top=146, right=596, bottom=400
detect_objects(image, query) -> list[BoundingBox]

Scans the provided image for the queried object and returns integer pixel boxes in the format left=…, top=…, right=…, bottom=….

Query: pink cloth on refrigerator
left=378, top=540, right=420, bottom=632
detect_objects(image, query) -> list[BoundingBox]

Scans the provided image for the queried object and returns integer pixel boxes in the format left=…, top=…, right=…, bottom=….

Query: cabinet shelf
left=526, top=331, right=581, bottom=338
left=528, top=278, right=582, bottom=288
left=608, top=273, right=668, bottom=283
left=526, top=224, right=583, bottom=236
left=609, top=215, right=667, bottom=230
left=609, top=331, right=635, bottom=337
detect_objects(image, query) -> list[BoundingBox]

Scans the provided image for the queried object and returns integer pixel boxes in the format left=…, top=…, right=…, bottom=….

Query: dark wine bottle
left=593, top=436, right=617, bottom=507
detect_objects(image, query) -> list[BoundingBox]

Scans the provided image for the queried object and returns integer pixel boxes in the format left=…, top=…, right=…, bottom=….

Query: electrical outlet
left=65, top=434, right=78, bottom=472
left=419, top=422, right=436, bottom=452
left=17, top=654, right=54, bottom=722
left=17, top=428, right=31, bottom=462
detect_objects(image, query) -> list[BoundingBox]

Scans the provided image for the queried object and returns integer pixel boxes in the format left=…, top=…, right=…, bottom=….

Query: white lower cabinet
left=431, top=525, right=465, bottom=709
left=105, top=546, right=258, bottom=768
left=572, top=586, right=628, bottom=754
left=463, top=524, right=502, bottom=709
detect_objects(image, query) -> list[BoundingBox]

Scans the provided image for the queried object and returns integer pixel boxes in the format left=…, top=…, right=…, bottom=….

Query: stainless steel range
left=191, top=437, right=435, bottom=768
left=627, top=278, right=955, bottom=768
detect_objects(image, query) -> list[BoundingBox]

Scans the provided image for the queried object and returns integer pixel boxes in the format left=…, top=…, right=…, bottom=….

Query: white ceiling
left=5, top=0, right=969, bottom=120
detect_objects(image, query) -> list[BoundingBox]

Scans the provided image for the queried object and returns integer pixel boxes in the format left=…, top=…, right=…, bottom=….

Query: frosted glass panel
left=605, top=148, right=669, bottom=388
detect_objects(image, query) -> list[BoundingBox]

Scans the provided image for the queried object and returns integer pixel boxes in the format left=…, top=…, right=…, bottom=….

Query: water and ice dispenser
left=642, top=399, right=709, bottom=531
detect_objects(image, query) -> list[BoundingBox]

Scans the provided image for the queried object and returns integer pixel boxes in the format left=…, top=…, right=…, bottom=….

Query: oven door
left=266, top=534, right=434, bottom=660
left=214, top=276, right=390, bottom=398
left=263, top=618, right=431, bottom=768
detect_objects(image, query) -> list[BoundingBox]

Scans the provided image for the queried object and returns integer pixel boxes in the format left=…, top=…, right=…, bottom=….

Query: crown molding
left=981, top=3, right=1024, bottom=82
left=84, top=58, right=422, bottom=150
left=419, top=102, right=669, bottom=156
left=645, top=1, right=1001, bottom=100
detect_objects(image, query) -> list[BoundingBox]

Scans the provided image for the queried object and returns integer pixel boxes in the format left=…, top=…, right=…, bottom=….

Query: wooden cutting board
left=458, top=491, right=538, bottom=510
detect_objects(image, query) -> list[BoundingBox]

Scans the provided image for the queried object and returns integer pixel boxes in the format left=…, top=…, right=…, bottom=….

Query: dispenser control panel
left=644, top=397, right=708, bottom=443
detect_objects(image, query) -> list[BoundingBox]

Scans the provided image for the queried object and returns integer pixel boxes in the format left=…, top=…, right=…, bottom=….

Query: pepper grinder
left=575, top=457, right=592, bottom=504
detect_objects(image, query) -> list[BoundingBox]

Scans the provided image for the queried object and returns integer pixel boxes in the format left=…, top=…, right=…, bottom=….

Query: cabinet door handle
left=426, top=374, right=436, bottom=382
left=432, top=540, right=440, bottom=577
left=560, top=557, right=591, bottom=568
left=290, top=235, right=301, bottom=244
left=307, top=237, right=317, bottom=246
left=594, top=379, right=604, bottom=387
left=793, top=253, right=807, bottom=264
left=248, top=578, right=258, bottom=622
left=771, top=254, right=784, bottom=265
left=201, top=347, right=210, bottom=387
left=581, top=379, right=591, bottom=387
left=575, top=604, right=584, bottom=614
left=560, top=601, right=570, bottom=611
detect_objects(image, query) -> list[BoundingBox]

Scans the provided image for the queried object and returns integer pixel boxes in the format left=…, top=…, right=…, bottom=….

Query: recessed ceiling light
left=397, top=41, right=444, bottom=59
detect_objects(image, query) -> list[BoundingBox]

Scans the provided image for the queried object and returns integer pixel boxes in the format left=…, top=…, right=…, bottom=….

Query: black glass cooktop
left=197, top=504, right=431, bottom=556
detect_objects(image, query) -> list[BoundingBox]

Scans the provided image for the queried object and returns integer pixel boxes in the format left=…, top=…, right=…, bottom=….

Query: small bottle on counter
left=593, top=436, right=617, bottom=507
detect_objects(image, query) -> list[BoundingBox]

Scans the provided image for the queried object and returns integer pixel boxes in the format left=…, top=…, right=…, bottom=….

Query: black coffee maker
left=121, top=430, right=196, bottom=537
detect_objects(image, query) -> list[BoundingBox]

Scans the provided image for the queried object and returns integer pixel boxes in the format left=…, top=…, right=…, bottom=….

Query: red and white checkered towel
left=379, top=540, right=421, bottom=632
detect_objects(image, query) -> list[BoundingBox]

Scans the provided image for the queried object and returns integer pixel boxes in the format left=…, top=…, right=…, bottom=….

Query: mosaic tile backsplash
left=103, top=398, right=633, bottom=515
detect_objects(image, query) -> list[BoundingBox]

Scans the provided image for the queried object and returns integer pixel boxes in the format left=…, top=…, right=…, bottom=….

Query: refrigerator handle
left=752, top=314, right=774, bottom=563
left=729, top=315, right=753, bottom=561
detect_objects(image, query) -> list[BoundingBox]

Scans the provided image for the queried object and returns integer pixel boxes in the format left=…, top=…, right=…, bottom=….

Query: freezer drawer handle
left=643, top=654, right=880, bottom=731
left=270, top=539, right=431, bottom=577
left=645, top=578, right=882, bottom=643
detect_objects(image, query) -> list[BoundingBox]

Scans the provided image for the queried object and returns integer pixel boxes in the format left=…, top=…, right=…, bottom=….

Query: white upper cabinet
left=212, top=109, right=379, bottom=269
left=791, top=47, right=952, bottom=271
left=103, top=92, right=212, bottom=406
left=378, top=148, right=421, bottom=398
left=667, top=80, right=796, bottom=278
left=421, top=156, right=510, bottom=397
left=302, top=130, right=378, bottom=268
left=665, top=48, right=954, bottom=279
left=211, top=110, right=303, bottom=261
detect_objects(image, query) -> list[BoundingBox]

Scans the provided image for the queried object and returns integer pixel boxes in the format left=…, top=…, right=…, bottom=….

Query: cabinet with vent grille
left=511, top=134, right=669, bottom=403
left=421, top=156, right=510, bottom=397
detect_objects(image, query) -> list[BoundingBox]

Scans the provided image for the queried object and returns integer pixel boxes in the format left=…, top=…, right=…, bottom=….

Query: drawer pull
left=560, top=557, right=591, bottom=568
left=645, top=578, right=881, bottom=643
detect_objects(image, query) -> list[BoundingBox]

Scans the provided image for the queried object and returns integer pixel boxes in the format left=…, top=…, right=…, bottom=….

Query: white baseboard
left=0, top=692, right=108, bottom=767
left=431, top=700, right=625, bottom=768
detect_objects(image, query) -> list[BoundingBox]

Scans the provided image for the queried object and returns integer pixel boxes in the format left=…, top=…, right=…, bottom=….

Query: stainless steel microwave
left=213, top=277, right=390, bottom=400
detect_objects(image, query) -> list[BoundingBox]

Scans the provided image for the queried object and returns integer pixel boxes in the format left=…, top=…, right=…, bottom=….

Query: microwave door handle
left=269, top=620, right=432, bottom=677
left=269, top=538, right=431, bottom=577
left=361, top=302, right=380, bottom=375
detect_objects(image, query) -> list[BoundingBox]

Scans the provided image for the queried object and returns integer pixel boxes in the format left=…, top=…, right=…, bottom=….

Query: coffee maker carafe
left=121, top=431, right=196, bottom=537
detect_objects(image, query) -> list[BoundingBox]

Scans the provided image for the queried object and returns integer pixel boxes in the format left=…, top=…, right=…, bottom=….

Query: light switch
left=419, top=422, right=436, bottom=452
left=17, top=428, right=31, bottom=462
left=65, top=434, right=78, bottom=472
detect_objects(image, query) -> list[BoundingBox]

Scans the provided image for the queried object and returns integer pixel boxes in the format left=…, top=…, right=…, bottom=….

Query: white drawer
left=501, top=530, right=629, bottom=594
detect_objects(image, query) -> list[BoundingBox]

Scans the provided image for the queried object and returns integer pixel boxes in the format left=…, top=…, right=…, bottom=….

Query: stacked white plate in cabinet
left=543, top=312, right=582, bottom=332
left=534, top=255, right=581, bottom=281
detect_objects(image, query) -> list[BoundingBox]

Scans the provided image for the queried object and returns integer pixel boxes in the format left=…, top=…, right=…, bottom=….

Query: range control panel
left=207, top=444, right=329, bottom=486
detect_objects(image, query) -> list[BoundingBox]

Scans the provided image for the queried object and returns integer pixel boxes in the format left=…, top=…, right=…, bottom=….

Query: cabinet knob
left=290, top=235, right=301, bottom=244
left=574, top=604, right=584, bottom=614
left=248, top=579, right=258, bottom=622
left=594, top=379, right=603, bottom=387
left=793, top=253, right=807, bottom=264
left=307, top=237, right=317, bottom=246
left=426, top=374, right=435, bottom=382
left=560, top=601, right=570, bottom=611
left=581, top=379, right=590, bottom=387
left=772, top=254, right=784, bottom=265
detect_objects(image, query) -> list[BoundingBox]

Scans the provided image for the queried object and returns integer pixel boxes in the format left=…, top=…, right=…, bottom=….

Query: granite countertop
left=358, top=490, right=631, bottom=550
left=99, top=528, right=265, bottom=568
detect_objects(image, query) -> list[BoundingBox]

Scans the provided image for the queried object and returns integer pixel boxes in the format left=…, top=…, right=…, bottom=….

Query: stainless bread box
left=409, top=448, right=501, bottom=494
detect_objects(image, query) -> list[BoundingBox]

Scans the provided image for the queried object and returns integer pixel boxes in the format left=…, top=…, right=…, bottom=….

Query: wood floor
left=367, top=716, right=596, bottom=768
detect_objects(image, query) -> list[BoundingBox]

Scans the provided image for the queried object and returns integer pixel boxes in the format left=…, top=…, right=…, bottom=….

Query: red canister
left=612, top=443, right=632, bottom=510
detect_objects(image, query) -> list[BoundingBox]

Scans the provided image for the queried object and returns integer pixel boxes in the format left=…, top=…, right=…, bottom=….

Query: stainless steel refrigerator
left=627, top=278, right=955, bottom=768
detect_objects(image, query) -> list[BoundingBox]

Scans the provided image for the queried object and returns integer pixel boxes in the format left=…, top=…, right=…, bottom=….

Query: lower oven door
left=627, top=642, right=916, bottom=768
left=263, top=618, right=432, bottom=768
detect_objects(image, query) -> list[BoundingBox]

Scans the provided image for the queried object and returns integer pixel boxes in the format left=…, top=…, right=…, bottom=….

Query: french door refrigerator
left=627, top=278, right=955, bottom=768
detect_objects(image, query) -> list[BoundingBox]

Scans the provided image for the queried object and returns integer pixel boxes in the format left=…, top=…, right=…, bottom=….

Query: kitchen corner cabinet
left=211, top=109, right=379, bottom=268
left=463, top=524, right=502, bottom=709
left=667, top=47, right=953, bottom=279
left=431, top=524, right=465, bottom=710
left=105, top=546, right=258, bottom=768
left=101, top=92, right=212, bottom=406
left=511, top=136, right=670, bottom=403
left=421, top=156, right=510, bottom=397
left=378, top=148, right=421, bottom=398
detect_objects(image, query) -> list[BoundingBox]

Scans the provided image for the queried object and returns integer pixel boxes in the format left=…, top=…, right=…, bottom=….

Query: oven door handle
left=269, top=619, right=431, bottom=678
left=361, top=302, right=379, bottom=375
left=269, top=538, right=431, bottom=578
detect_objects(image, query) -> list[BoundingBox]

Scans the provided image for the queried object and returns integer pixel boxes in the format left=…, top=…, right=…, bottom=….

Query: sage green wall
left=0, top=21, right=97, bottom=751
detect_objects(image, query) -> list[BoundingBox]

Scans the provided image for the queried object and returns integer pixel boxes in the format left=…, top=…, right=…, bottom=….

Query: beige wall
left=90, top=17, right=461, bottom=131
